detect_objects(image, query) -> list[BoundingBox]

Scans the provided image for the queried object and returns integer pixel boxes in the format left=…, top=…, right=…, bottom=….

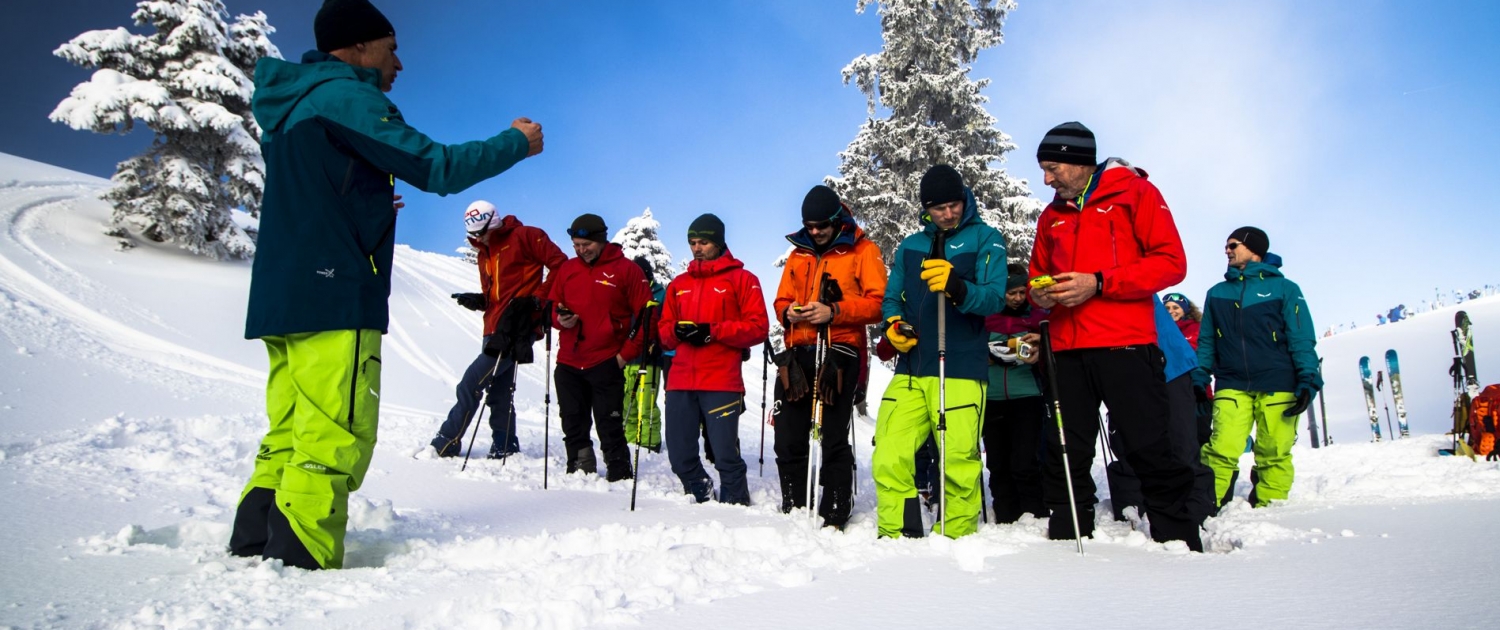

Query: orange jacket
left=773, top=222, right=886, bottom=349
left=474, top=215, right=567, bottom=336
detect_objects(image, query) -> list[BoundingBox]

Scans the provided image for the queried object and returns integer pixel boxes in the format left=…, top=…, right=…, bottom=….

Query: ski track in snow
left=2, top=153, right=1499, bottom=629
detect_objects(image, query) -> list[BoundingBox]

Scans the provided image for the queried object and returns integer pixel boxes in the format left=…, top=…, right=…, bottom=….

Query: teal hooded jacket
left=1194, top=254, right=1322, bottom=393
left=244, top=51, right=532, bottom=339
left=882, top=189, right=1008, bottom=381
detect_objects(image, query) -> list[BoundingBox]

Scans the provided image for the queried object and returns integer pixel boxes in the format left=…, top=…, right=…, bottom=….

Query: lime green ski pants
left=872, top=374, right=985, bottom=539
left=1201, top=388, right=1297, bottom=507
left=240, top=329, right=382, bottom=569
left=623, top=364, right=662, bottom=451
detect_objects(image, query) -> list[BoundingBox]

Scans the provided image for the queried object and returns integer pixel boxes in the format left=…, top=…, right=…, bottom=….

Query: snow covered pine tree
left=611, top=208, right=677, bottom=287
left=828, top=0, right=1042, bottom=265
left=50, top=0, right=281, bottom=259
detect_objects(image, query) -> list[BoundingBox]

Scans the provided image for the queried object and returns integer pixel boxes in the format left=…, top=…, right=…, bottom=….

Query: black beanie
left=568, top=213, right=608, bottom=243
left=688, top=213, right=726, bottom=250
left=315, top=0, right=396, bottom=53
left=919, top=165, right=966, bottom=209
left=1228, top=226, right=1269, bottom=257
left=632, top=255, right=655, bottom=283
left=801, top=185, right=844, bottom=223
left=1036, top=122, right=1097, bottom=166
left=1006, top=271, right=1029, bottom=291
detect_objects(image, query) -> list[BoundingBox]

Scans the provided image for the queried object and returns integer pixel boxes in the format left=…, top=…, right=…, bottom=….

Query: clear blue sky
left=3, top=0, right=1496, bottom=331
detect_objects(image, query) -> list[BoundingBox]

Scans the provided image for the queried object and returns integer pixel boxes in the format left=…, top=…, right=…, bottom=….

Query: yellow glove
left=885, top=316, right=918, bottom=353
left=920, top=259, right=953, bottom=293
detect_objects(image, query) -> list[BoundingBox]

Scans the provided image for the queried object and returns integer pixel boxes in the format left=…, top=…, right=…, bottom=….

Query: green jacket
left=881, top=189, right=1008, bottom=381
left=1195, top=255, right=1321, bottom=393
left=245, top=51, right=531, bottom=339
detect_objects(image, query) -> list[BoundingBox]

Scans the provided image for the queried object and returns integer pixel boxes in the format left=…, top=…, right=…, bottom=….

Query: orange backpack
left=1470, top=385, right=1500, bottom=456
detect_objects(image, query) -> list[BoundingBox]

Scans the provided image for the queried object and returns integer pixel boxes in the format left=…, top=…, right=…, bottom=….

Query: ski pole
left=1040, top=320, right=1083, bottom=555
left=630, top=360, right=646, bottom=511
left=807, top=327, right=827, bottom=521
left=543, top=304, right=554, bottom=489
left=1317, top=358, right=1330, bottom=446
left=1378, top=371, right=1394, bottom=440
left=759, top=340, right=771, bottom=477
left=499, top=360, right=519, bottom=467
left=461, top=353, right=507, bottom=472
left=932, top=230, right=949, bottom=538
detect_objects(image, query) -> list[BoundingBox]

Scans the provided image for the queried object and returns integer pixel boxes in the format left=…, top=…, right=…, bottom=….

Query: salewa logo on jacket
left=317, top=268, right=335, bottom=279
left=1097, top=205, right=1114, bottom=214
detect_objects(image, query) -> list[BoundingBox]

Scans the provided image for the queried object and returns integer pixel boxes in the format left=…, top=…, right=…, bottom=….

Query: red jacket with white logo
left=659, top=251, right=770, bottom=393
left=547, top=243, right=652, bottom=369
left=1028, top=160, right=1187, bottom=351
left=475, top=216, right=567, bottom=336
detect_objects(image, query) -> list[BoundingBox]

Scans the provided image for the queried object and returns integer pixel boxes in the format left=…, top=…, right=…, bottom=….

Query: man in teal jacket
left=873, top=165, right=1007, bottom=539
left=229, top=0, right=544, bottom=570
left=1195, top=227, right=1321, bottom=510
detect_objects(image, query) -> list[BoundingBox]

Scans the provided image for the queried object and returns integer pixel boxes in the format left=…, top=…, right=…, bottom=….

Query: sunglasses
left=1225, top=242, right=1243, bottom=251
left=804, top=220, right=834, bottom=231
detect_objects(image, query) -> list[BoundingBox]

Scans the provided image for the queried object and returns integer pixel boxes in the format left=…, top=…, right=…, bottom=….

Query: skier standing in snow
left=872, top=165, right=1006, bottom=539
left=547, top=214, right=652, bottom=480
left=430, top=203, right=565, bottom=458
left=981, top=268, right=1049, bottom=523
left=622, top=256, right=667, bottom=454
left=231, top=0, right=545, bottom=570
left=1195, top=227, right=1321, bottom=509
left=658, top=215, right=769, bottom=504
left=1027, top=122, right=1204, bottom=550
left=771, top=185, right=887, bottom=529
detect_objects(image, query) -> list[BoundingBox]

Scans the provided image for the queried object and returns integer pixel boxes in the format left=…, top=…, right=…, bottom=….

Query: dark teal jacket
left=245, top=51, right=531, bottom=339
left=1195, top=255, right=1322, bottom=393
left=882, top=189, right=1007, bottom=381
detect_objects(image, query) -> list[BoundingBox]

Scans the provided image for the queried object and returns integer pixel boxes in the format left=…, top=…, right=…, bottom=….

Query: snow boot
left=818, top=485, right=851, bottom=530
left=263, top=503, right=322, bottom=570
left=686, top=476, right=715, bottom=503
left=228, top=486, right=276, bottom=557
left=568, top=447, right=598, bottom=475
left=605, top=457, right=634, bottom=482
left=1047, top=505, right=1095, bottom=541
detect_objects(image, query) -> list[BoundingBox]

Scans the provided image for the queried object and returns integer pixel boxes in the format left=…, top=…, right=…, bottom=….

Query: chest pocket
left=1042, top=215, right=1081, bottom=268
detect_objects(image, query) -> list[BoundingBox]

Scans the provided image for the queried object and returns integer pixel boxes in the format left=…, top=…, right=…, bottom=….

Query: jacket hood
left=1052, top=158, right=1150, bottom=207
left=1225, top=257, right=1285, bottom=281
left=785, top=208, right=864, bottom=252
left=252, top=50, right=382, bottom=135
left=687, top=249, right=744, bottom=278
left=589, top=242, right=627, bottom=266
left=471, top=215, right=523, bottom=247
left=920, top=187, right=981, bottom=237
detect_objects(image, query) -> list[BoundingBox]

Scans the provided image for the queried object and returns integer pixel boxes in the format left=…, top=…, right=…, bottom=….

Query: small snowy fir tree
left=456, top=242, right=478, bottom=265
left=50, top=0, right=282, bottom=260
left=611, top=208, right=677, bottom=286
left=828, top=0, right=1042, bottom=266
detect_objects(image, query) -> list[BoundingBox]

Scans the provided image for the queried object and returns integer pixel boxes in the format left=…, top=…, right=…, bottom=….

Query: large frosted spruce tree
left=50, top=0, right=281, bottom=259
left=829, top=0, right=1042, bottom=265
left=611, top=208, right=677, bottom=287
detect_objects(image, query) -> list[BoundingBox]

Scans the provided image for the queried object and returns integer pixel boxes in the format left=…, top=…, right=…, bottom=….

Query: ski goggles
left=1163, top=293, right=1189, bottom=305
left=566, top=227, right=605, bottom=239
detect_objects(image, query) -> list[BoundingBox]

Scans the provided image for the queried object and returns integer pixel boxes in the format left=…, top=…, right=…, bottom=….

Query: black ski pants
left=772, top=343, right=859, bottom=524
left=555, top=358, right=630, bottom=473
left=1102, top=373, right=1217, bottom=523
left=1043, top=345, right=1200, bottom=545
left=983, top=395, right=1048, bottom=523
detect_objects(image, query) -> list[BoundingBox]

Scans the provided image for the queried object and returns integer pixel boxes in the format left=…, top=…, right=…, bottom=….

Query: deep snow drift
left=0, top=151, right=1496, bottom=629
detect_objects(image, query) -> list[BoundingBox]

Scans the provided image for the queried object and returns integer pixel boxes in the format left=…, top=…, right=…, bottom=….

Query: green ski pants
left=623, top=364, right=662, bottom=451
left=872, top=374, right=985, bottom=539
left=1201, top=388, right=1297, bottom=507
left=240, top=329, right=382, bottom=569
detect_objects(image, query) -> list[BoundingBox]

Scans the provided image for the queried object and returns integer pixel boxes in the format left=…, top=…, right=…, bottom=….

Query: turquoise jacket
left=1194, top=254, right=1321, bottom=393
left=882, top=188, right=1007, bottom=381
left=245, top=51, right=532, bottom=339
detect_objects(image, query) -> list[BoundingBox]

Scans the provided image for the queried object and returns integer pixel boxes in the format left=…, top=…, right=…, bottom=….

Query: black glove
left=1487, top=450, right=1499, bottom=462
left=675, top=322, right=712, bottom=346
left=452, top=292, right=486, bottom=312
left=1283, top=384, right=1317, bottom=418
left=944, top=274, right=968, bottom=305
left=1193, top=384, right=1210, bottom=404
left=779, top=360, right=809, bottom=402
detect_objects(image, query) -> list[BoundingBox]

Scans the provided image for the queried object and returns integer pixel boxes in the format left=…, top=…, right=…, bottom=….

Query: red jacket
left=548, top=243, right=652, bottom=369
left=475, top=216, right=566, bottom=336
left=1176, top=317, right=1201, bottom=350
left=1028, top=160, right=1186, bottom=351
left=659, top=251, right=769, bottom=393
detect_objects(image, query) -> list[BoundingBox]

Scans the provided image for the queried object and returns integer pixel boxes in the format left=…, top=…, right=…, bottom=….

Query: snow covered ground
left=1, top=151, right=1496, bottom=629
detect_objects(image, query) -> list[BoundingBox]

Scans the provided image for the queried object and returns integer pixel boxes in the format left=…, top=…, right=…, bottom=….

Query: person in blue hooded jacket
left=873, top=165, right=1007, bottom=539
left=228, top=0, right=544, bottom=571
left=1194, top=227, right=1322, bottom=510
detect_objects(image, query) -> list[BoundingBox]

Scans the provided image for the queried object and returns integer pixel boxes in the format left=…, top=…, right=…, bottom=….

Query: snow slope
left=0, top=152, right=1496, bottom=629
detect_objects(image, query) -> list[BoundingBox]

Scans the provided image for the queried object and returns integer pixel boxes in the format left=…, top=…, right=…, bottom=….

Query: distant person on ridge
left=230, top=0, right=545, bottom=571
left=1194, top=227, right=1321, bottom=510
